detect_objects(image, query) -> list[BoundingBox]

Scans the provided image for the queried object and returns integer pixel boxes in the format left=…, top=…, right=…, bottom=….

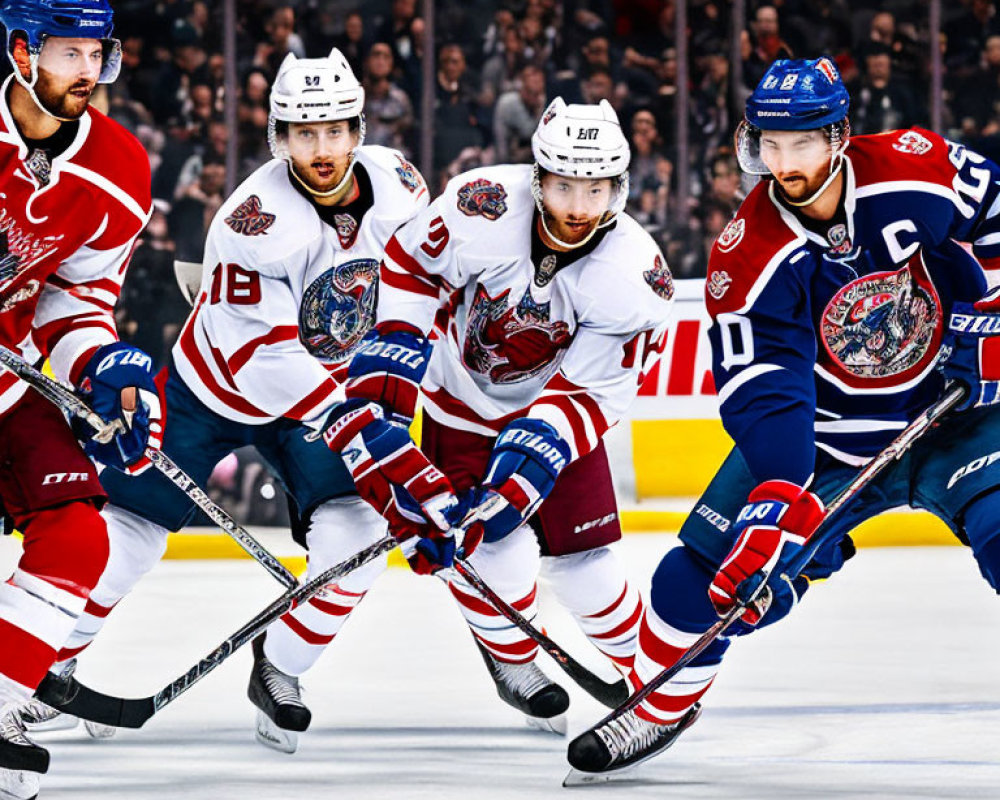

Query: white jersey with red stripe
left=379, top=163, right=674, bottom=459
left=0, top=75, right=151, bottom=413
left=172, top=145, right=428, bottom=427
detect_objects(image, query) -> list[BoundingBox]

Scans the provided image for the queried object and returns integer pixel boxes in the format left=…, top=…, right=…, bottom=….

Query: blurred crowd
left=33, top=0, right=992, bottom=362
left=7, top=0, right=997, bottom=519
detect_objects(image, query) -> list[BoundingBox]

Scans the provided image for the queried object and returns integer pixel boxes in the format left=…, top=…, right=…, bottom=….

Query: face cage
left=530, top=162, right=630, bottom=230
left=735, top=119, right=850, bottom=178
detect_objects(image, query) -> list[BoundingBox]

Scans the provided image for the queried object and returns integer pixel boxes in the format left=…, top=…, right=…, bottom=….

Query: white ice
left=2, top=533, right=999, bottom=800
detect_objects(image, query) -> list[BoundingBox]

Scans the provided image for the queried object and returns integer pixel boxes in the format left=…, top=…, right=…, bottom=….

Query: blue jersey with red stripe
left=706, top=128, right=998, bottom=483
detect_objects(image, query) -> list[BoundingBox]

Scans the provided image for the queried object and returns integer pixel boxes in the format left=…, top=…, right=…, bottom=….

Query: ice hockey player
left=326, top=97, right=674, bottom=733
left=567, top=56, right=1000, bottom=779
left=0, top=0, right=158, bottom=797
left=25, top=48, right=455, bottom=757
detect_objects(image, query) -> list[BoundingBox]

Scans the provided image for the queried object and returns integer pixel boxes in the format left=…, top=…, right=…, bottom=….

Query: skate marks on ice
left=3, top=538, right=1000, bottom=798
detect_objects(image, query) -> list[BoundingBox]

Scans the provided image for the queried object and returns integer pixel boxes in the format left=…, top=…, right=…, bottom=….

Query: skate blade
left=23, top=714, right=78, bottom=733
left=525, top=712, right=567, bottom=735
left=563, top=764, right=641, bottom=787
left=83, top=720, right=116, bottom=740
left=254, top=711, right=298, bottom=754
left=0, top=767, right=40, bottom=800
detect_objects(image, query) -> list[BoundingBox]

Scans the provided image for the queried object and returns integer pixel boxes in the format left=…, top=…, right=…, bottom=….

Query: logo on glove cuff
left=949, top=313, right=1000, bottom=335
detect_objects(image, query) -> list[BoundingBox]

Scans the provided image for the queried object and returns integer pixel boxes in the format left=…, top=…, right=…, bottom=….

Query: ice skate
left=247, top=635, right=311, bottom=753
left=20, top=660, right=79, bottom=734
left=0, top=706, right=48, bottom=799
left=563, top=703, right=701, bottom=785
left=475, top=641, right=569, bottom=735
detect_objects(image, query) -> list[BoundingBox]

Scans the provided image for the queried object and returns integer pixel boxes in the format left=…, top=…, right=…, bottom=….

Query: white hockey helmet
left=267, top=47, right=366, bottom=161
left=530, top=97, right=631, bottom=246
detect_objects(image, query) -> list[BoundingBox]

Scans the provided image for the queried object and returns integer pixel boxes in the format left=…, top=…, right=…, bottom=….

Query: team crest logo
left=394, top=154, right=421, bottom=193
left=457, top=179, right=508, bottom=220
left=24, top=148, right=51, bottom=186
left=892, top=130, right=933, bottom=156
left=463, top=283, right=572, bottom=383
left=225, top=195, right=275, bottom=236
left=542, top=106, right=557, bottom=125
left=333, top=213, right=359, bottom=249
left=643, top=254, right=674, bottom=301
left=827, top=223, right=853, bottom=256
left=299, top=259, right=379, bottom=363
left=821, top=266, right=940, bottom=382
left=707, top=270, right=732, bottom=300
left=535, top=254, right=558, bottom=287
left=717, top=218, right=744, bottom=253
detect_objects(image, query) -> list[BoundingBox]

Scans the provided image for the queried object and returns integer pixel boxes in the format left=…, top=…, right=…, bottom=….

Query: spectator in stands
left=364, top=42, right=415, bottom=154
left=493, top=64, right=547, bottom=163
left=629, top=109, right=664, bottom=200
left=480, top=24, right=528, bottom=109
left=151, top=23, right=209, bottom=124
left=433, top=44, right=485, bottom=177
left=255, top=5, right=305, bottom=76
left=851, top=44, right=919, bottom=134
left=744, top=5, right=793, bottom=89
left=170, top=154, right=227, bottom=263
left=376, top=0, right=420, bottom=68
left=332, top=10, right=367, bottom=77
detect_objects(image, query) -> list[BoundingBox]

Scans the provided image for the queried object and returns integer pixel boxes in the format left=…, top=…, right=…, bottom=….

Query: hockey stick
left=0, top=345, right=297, bottom=589
left=584, top=384, right=966, bottom=727
left=452, top=557, right=630, bottom=707
left=34, top=534, right=398, bottom=728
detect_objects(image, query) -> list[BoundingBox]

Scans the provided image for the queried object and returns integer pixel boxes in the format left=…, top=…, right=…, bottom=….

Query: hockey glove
left=941, top=287, right=1000, bottom=411
left=709, top=480, right=825, bottom=626
left=75, top=343, right=162, bottom=475
left=389, top=487, right=469, bottom=575
left=466, top=418, right=571, bottom=544
left=323, top=398, right=457, bottom=532
left=344, top=322, right=431, bottom=423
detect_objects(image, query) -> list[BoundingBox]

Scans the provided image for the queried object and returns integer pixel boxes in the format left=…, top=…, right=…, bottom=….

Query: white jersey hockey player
left=25, top=48, right=430, bottom=754
left=329, top=98, right=675, bottom=731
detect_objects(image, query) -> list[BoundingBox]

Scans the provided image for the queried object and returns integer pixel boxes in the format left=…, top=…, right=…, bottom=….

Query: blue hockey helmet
left=745, top=57, right=849, bottom=131
left=736, top=56, right=851, bottom=199
left=0, top=0, right=122, bottom=85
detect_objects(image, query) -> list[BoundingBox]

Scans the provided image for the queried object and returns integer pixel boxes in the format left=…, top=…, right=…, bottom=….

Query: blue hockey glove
left=389, top=485, right=467, bottom=575
left=323, top=398, right=457, bottom=532
left=76, top=343, right=161, bottom=474
left=344, top=321, right=431, bottom=423
left=709, top=480, right=825, bottom=626
left=468, top=418, right=572, bottom=544
left=940, top=287, right=1000, bottom=411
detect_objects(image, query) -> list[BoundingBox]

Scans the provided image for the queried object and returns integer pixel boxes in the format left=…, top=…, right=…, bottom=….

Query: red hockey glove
left=709, top=480, right=825, bottom=625
left=323, top=399, right=456, bottom=531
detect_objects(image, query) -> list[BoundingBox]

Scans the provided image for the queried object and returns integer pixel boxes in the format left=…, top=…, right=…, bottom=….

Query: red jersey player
left=0, top=2, right=157, bottom=798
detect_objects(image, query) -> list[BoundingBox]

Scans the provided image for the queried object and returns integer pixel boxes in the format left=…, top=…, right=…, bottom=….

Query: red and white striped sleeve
left=33, top=222, right=145, bottom=386
left=528, top=322, right=669, bottom=460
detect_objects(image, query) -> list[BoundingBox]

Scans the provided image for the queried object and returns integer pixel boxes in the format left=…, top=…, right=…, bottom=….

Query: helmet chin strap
left=289, top=151, right=357, bottom=203
left=780, top=144, right=847, bottom=208
left=538, top=211, right=603, bottom=251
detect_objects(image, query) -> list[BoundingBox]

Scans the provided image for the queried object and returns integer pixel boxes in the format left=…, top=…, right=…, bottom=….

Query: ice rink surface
left=2, top=533, right=1000, bottom=800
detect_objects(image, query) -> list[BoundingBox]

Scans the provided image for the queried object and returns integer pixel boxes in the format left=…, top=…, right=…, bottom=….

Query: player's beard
left=545, top=213, right=600, bottom=246
left=773, top=169, right=828, bottom=205
left=34, top=69, right=95, bottom=121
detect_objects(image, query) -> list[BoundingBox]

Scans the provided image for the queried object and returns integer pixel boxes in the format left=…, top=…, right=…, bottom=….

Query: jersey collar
left=767, top=153, right=858, bottom=253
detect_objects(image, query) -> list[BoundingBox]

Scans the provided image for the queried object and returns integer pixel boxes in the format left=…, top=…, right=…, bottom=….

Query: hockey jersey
left=0, top=75, right=152, bottom=415
left=706, top=127, right=1000, bottom=484
left=379, top=163, right=674, bottom=460
left=173, top=146, right=428, bottom=427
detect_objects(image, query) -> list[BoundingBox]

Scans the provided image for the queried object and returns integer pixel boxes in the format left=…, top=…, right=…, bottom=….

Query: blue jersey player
left=567, top=57, right=1000, bottom=776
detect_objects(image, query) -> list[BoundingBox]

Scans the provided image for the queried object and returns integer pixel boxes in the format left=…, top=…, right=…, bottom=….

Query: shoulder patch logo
left=892, top=130, right=933, bottom=156
left=394, top=154, right=421, bottom=193
left=643, top=254, right=674, bottom=301
left=225, top=195, right=275, bottom=236
left=457, top=178, right=508, bottom=220
left=717, top=217, right=745, bottom=253
left=707, top=270, right=732, bottom=300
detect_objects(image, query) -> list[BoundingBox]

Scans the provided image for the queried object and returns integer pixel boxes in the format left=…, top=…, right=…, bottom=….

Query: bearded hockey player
left=21, top=47, right=453, bottom=757
left=567, top=57, right=1000, bottom=779
left=0, top=0, right=158, bottom=797
left=326, top=97, right=674, bottom=733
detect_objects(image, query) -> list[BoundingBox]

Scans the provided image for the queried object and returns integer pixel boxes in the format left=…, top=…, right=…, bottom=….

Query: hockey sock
left=543, top=548, right=643, bottom=673
left=0, top=502, right=108, bottom=689
left=448, top=525, right=541, bottom=664
left=631, top=546, right=730, bottom=725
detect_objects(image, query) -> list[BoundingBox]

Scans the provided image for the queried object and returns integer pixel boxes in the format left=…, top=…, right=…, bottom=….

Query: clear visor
left=97, top=38, right=122, bottom=84
left=530, top=164, right=629, bottom=228
left=736, top=120, right=848, bottom=178
left=735, top=120, right=770, bottom=175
